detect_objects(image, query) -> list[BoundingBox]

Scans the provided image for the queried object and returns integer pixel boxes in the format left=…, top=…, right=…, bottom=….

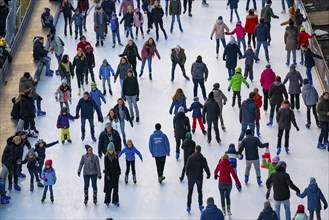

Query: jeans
left=263, top=89, right=269, bottom=111
left=306, top=105, right=319, bottom=125
left=102, top=78, right=112, bottom=92
left=207, top=119, right=220, bottom=142
left=238, top=38, right=246, bottom=54
left=306, top=67, right=313, bottom=85
left=125, top=26, right=133, bottom=38
left=218, top=182, right=232, bottom=209
left=230, top=8, right=240, bottom=21
left=255, top=41, right=269, bottom=62
left=187, top=179, right=203, bottom=207
left=274, top=199, right=291, bottom=220
left=290, top=94, right=300, bottom=110
left=228, top=68, right=235, bottom=79
left=269, top=103, right=280, bottom=121
left=216, top=38, right=226, bottom=54
left=43, top=185, right=54, bottom=198
left=286, top=50, right=296, bottom=62
left=245, top=159, right=260, bottom=177
left=244, top=64, right=253, bottom=81
left=125, top=160, right=136, bottom=175
left=32, top=95, right=42, bottom=110
left=126, top=95, right=139, bottom=118
left=81, top=117, right=95, bottom=137
left=155, top=156, right=166, bottom=177
left=141, top=58, right=152, bottom=74
left=146, top=12, right=154, bottom=30
left=96, top=32, right=104, bottom=41
left=74, top=24, right=83, bottom=36
left=119, top=78, right=124, bottom=97
left=170, top=14, right=183, bottom=32
left=112, top=30, right=121, bottom=45
left=277, top=128, right=290, bottom=148
left=83, top=174, right=97, bottom=191
left=154, top=20, right=167, bottom=39
left=28, top=167, right=40, bottom=185
left=318, top=121, right=329, bottom=143
left=239, top=122, right=255, bottom=141
left=120, top=119, right=126, bottom=143
left=300, top=50, right=304, bottom=63
left=61, top=75, right=71, bottom=86
left=39, top=56, right=52, bottom=75
left=55, top=54, right=63, bottom=65
left=248, top=33, right=256, bottom=48
left=193, top=79, right=207, bottom=100
left=165, top=0, right=169, bottom=15
left=246, top=0, right=257, bottom=10
left=87, top=67, right=95, bottom=83
left=76, top=71, right=85, bottom=88
left=232, top=91, right=241, bottom=108
left=171, top=62, right=187, bottom=80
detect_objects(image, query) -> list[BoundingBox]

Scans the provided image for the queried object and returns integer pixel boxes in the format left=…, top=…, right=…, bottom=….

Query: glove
left=130, top=120, right=134, bottom=127
left=99, top=75, right=102, bottom=80
left=202, top=119, right=206, bottom=124
left=55, top=140, right=59, bottom=144
left=296, top=127, right=299, bottom=131
left=41, top=177, right=47, bottom=181
left=76, top=114, right=79, bottom=119
left=223, top=102, right=226, bottom=105
left=214, top=174, right=218, bottom=180
left=114, top=79, right=116, bottom=83
left=324, top=205, right=328, bottom=210
left=136, top=97, right=139, bottom=102
left=98, top=154, right=102, bottom=158
left=210, top=37, right=212, bottom=40
left=264, top=142, right=269, bottom=146
left=98, top=175, right=102, bottom=179
left=98, top=117, right=104, bottom=123
left=206, top=175, right=210, bottom=179
left=169, top=109, right=172, bottom=115
left=228, top=87, right=231, bottom=92
left=119, top=13, right=122, bottom=16
left=78, top=172, right=80, bottom=177
left=236, top=183, right=242, bottom=192
left=237, top=154, right=244, bottom=160
left=56, top=124, right=60, bottom=129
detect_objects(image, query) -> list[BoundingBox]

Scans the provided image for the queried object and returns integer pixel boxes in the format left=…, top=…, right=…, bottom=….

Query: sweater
left=227, top=25, right=246, bottom=39
left=210, top=20, right=229, bottom=39
left=149, top=130, right=170, bottom=157
left=99, top=64, right=115, bottom=79
left=78, top=154, right=101, bottom=176
left=118, top=146, right=143, bottom=161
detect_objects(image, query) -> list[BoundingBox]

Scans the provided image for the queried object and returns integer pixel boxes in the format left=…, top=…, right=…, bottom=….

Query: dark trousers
left=155, top=156, right=166, bottom=177
left=104, top=179, right=119, bottom=204
left=232, top=91, right=241, bottom=108
left=125, top=160, right=136, bottom=175
left=129, top=58, right=138, bottom=78
left=216, top=38, right=226, bottom=54
left=86, top=67, right=95, bottom=83
left=246, top=0, right=257, bottom=10
left=23, top=117, right=35, bottom=130
left=175, top=138, right=184, bottom=154
left=309, top=210, right=321, bottom=220
left=248, top=33, right=256, bottom=49
left=244, top=64, right=254, bottom=81
left=193, top=79, right=207, bottom=100
left=187, top=179, right=203, bottom=207
left=218, top=182, right=232, bottom=209
left=76, top=71, right=85, bottom=88
left=290, top=94, right=300, bottom=110
left=180, top=156, right=188, bottom=180
left=154, top=20, right=167, bottom=39
left=172, top=62, right=186, bottom=80
left=207, top=119, right=220, bottom=142
left=74, top=24, right=83, bottom=36
left=32, top=95, right=42, bottom=110
left=81, top=117, right=95, bottom=136
left=0, top=26, right=6, bottom=37
left=263, top=89, right=269, bottom=111
left=43, top=185, right=53, bottom=198
left=38, top=158, right=45, bottom=176
left=265, top=22, right=271, bottom=42
left=269, top=103, right=280, bottom=120
left=135, top=27, right=144, bottom=36
left=83, top=174, right=97, bottom=191
left=64, top=15, right=72, bottom=35
left=146, top=13, right=153, bottom=30
left=318, top=121, right=329, bottom=143
left=306, top=105, right=319, bottom=125
left=28, top=167, right=40, bottom=185
left=8, top=164, right=18, bottom=186
left=183, top=0, right=193, bottom=13
left=277, top=128, right=290, bottom=148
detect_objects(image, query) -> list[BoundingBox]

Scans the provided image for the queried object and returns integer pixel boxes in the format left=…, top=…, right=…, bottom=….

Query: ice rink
left=1, top=0, right=328, bottom=219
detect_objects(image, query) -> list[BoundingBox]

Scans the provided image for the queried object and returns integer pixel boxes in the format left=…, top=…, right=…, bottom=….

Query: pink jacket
left=141, top=44, right=160, bottom=59
left=260, top=68, right=276, bottom=90
left=227, top=25, right=246, bottom=39
left=133, top=10, right=144, bottom=27
left=119, top=0, right=134, bottom=15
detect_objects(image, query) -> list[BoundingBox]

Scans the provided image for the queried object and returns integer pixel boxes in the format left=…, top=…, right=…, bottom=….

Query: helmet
left=235, top=67, right=242, bottom=73
left=272, top=156, right=280, bottom=163
left=36, top=139, right=45, bottom=146
left=0, top=37, right=5, bottom=47
left=277, top=161, right=287, bottom=170
left=61, top=107, right=68, bottom=114
left=45, top=159, right=53, bottom=167
left=91, top=82, right=97, bottom=88
left=300, top=26, right=305, bottom=32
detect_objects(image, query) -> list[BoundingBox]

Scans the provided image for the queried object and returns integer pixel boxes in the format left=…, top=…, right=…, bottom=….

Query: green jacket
left=261, top=5, right=279, bottom=23
left=19, top=76, right=39, bottom=97
left=262, top=159, right=278, bottom=178
left=58, top=61, right=74, bottom=78
left=229, top=73, right=249, bottom=92
left=317, top=95, right=329, bottom=122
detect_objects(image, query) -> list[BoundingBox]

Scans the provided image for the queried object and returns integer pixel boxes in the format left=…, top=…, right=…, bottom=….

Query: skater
left=98, top=122, right=122, bottom=157
left=173, top=106, right=191, bottom=160
left=297, top=177, right=328, bottom=220
left=227, top=0, right=240, bottom=22
left=171, top=45, right=189, bottom=82
left=214, top=154, right=242, bottom=217
left=316, top=92, right=329, bottom=150
left=73, top=48, right=88, bottom=95
left=185, top=145, right=210, bottom=213
left=118, top=139, right=143, bottom=184
left=298, top=27, right=314, bottom=65
left=169, top=0, right=183, bottom=33
left=16, top=131, right=32, bottom=177
left=238, top=129, right=268, bottom=185
left=262, top=155, right=280, bottom=199
left=41, top=8, right=55, bottom=34
left=301, top=44, right=323, bottom=85
left=280, top=7, right=297, bottom=27
left=268, top=76, right=288, bottom=126
left=210, top=16, right=229, bottom=59
left=22, top=148, right=44, bottom=191
left=119, top=0, right=135, bottom=16
left=77, top=0, right=89, bottom=31
left=41, top=159, right=57, bottom=203
left=101, top=0, right=116, bottom=37
left=226, top=21, right=246, bottom=54
left=34, top=139, right=59, bottom=177
left=302, top=78, right=319, bottom=129
left=253, top=88, right=263, bottom=137
left=238, top=92, right=259, bottom=141
left=191, top=55, right=208, bottom=100
left=149, top=123, right=170, bottom=183
left=102, top=109, right=122, bottom=134
left=114, top=97, right=134, bottom=145
left=151, top=1, right=167, bottom=41
left=182, top=0, right=193, bottom=16
left=33, top=36, right=53, bottom=76
left=99, top=59, right=115, bottom=96
left=245, top=0, right=256, bottom=11
left=254, top=18, right=270, bottom=63
left=85, top=45, right=96, bottom=84
left=201, top=197, right=225, bottom=220
left=179, top=132, right=195, bottom=181
left=110, top=14, right=123, bottom=48
left=71, top=8, right=84, bottom=39
left=203, top=92, right=221, bottom=144
left=260, top=64, right=276, bottom=112
left=119, top=40, right=142, bottom=78
left=123, top=69, right=140, bottom=122
left=61, top=0, right=75, bottom=37
left=284, top=20, right=298, bottom=66
left=225, top=144, right=243, bottom=174
left=283, top=64, right=303, bottom=110
left=58, top=54, right=74, bottom=86
left=276, top=99, right=299, bottom=155
left=76, top=91, right=104, bottom=142
left=114, top=57, right=133, bottom=98
left=54, top=79, right=72, bottom=112
left=169, top=88, right=187, bottom=115
left=213, top=83, right=227, bottom=131
left=90, top=82, right=106, bottom=111
left=77, top=36, right=94, bottom=53
left=19, top=89, right=38, bottom=137
left=244, top=44, right=257, bottom=81
left=133, top=9, right=144, bottom=40
left=120, top=6, right=134, bottom=39
left=94, top=6, right=107, bottom=47
left=228, top=67, right=249, bottom=108
left=78, top=145, right=102, bottom=205
left=257, top=201, right=278, bottom=220
left=47, top=33, right=65, bottom=69
left=142, top=0, right=154, bottom=34
left=260, top=0, right=279, bottom=45
left=244, top=9, right=258, bottom=49
left=223, top=36, right=243, bottom=80
left=266, top=161, right=300, bottom=220
left=103, top=143, right=121, bottom=207
left=56, top=107, right=76, bottom=144
left=187, top=97, right=206, bottom=135
left=139, top=37, right=161, bottom=80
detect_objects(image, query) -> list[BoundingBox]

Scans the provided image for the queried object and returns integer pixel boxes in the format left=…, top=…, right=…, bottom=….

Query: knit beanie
left=213, top=83, right=220, bottom=89
left=266, top=64, right=271, bottom=69
left=193, top=97, right=199, bottom=102
left=272, top=156, right=280, bottom=163
left=297, top=204, right=305, bottom=213
left=107, top=142, right=115, bottom=151
left=208, top=91, right=214, bottom=99
left=45, top=159, right=53, bottom=167
left=186, top=132, right=192, bottom=140
left=310, top=177, right=316, bottom=184
left=300, top=26, right=305, bottom=32
left=85, top=145, right=92, bottom=151
left=91, top=82, right=97, bottom=88
left=61, top=79, right=67, bottom=84
left=303, top=78, right=309, bottom=85
left=218, top=16, right=223, bottom=20
left=103, top=59, right=108, bottom=65
left=24, top=72, right=31, bottom=78
left=264, top=201, right=271, bottom=209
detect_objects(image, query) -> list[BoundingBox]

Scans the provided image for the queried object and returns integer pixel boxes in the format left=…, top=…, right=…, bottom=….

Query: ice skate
left=93, top=190, right=97, bottom=204
left=244, top=175, right=249, bottom=184
left=50, top=195, right=54, bottom=203
left=305, top=123, right=310, bottom=129
left=30, top=184, right=34, bottom=192
left=125, top=174, right=128, bottom=184
left=227, top=208, right=232, bottom=219
left=41, top=195, right=46, bottom=203
left=133, top=175, right=137, bottom=184
left=202, top=130, right=207, bottom=135
left=186, top=207, right=191, bottom=213
left=199, top=205, right=204, bottom=212
left=84, top=190, right=88, bottom=205
left=221, top=125, right=226, bottom=131
left=257, top=177, right=262, bottom=186
left=37, top=181, right=44, bottom=187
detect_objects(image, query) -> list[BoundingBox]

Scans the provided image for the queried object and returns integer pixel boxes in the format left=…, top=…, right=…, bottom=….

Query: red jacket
left=76, top=41, right=94, bottom=53
left=298, top=31, right=314, bottom=47
left=214, top=159, right=240, bottom=185
left=77, top=0, right=89, bottom=12
left=253, top=95, right=263, bottom=119
left=244, top=14, right=259, bottom=34
left=260, top=68, right=276, bottom=90
left=141, top=44, right=160, bottom=59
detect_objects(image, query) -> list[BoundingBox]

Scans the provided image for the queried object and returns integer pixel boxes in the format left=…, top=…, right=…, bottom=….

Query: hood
left=229, top=36, right=237, bottom=45
left=205, top=204, right=221, bottom=214
left=6, top=136, right=15, bottom=145
left=245, top=98, right=255, bottom=104
left=247, top=14, right=258, bottom=19
left=216, top=20, right=223, bottom=25
left=308, top=183, right=319, bottom=193
left=303, top=84, right=312, bottom=90
left=263, top=207, right=274, bottom=214
left=176, top=112, right=186, bottom=119
left=225, top=144, right=237, bottom=154
left=319, top=95, right=329, bottom=102
left=20, top=76, right=30, bottom=84
left=276, top=166, right=286, bottom=172
left=219, top=159, right=230, bottom=166
left=273, top=81, right=282, bottom=86
left=153, top=130, right=163, bottom=137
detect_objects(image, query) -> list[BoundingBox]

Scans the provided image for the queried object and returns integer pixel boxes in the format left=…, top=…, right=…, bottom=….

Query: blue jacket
left=71, top=13, right=84, bottom=26
left=169, top=95, right=187, bottom=115
left=76, top=97, right=103, bottom=119
left=110, top=18, right=119, bottom=31
left=188, top=101, right=203, bottom=118
left=227, top=0, right=238, bottom=9
left=149, top=130, right=170, bottom=157
left=57, top=113, right=75, bottom=128
left=99, top=64, right=115, bottom=79
left=118, top=146, right=143, bottom=161
left=257, top=207, right=278, bottom=220
left=297, top=183, right=328, bottom=211
left=254, top=23, right=269, bottom=42
left=239, top=98, right=258, bottom=123
left=41, top=167, right=57, bottom=186
left=200, top=204, right=225, bottom=220
left=90, top=88, right=106, bottom=106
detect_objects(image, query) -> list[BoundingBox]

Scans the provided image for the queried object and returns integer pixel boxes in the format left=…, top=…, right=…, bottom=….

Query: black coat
left=238, top=135, right=267, bottom=160
left=11, top=97, right=21, bottom=119
left=62, top=2, right=75, bottom=18
left=304, top=49, right=323, bottom=68
left=103, top=154, right=121, bottom=193
left=0, top=4, right=9, bottom=27
left=181, top=139, right=196, bottom=162
left=266, top=166, right=300, bottom=201
left=33, top=41, right=48, bottom=60
left=73, top=56, right=88, bottom=74
left=186, top=152, right=210, bottom=180
left=276, top=107, right=297, bottom=130
left=119, top=44, right=141, bottom=63
left=257, top=207, right=279, bottom=220
left=123, top=76, right=139, bottom=97
left=151, top=6, right=164, bottom=22
left=120, top=12, right=134, bottom=27
left=114, top=104, right=132, bottom=123
left=1, top=136, right=23, bottom=167
left=76, top=97, right=103, bottom=119
left=268, top=82, right=288, bottom=105
left=20, top=95, right=35, bottom=118
left=202, top=99, right=220, bottom=121
left=173, top=112, right=190, bottom=139
left=85, top=52, right=95, bottom=68
left=98, top=129, right=122, bottom=156
left=22, top=156, right=40, bottom=170
left=101, top=0, right=116, bottom=17
left=223, top=43, right=242, bottom=69
left=34, top=141, right=58, bottom=160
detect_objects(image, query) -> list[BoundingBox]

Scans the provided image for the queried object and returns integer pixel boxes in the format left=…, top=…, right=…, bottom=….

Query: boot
left=257, top=177, right=262, bottom=186
left=285, top=147, right=289, bottom=153
left=276, top=147, right=281, bottom=155
left=64, top=29, right=67, bottom=37
left=202, top=130, right=207, bottom=135
left=30, top=184, right=34, bottom=192
left=175, top=152, right=180, bottom=160
left=256, top=129, right=261, bottom=137
left=285, top=60, right=290, bottom=66
left=37, top=181, right=44, bottom=187
left=244, top=175, right=249, bottom=184
left=82, top=85, right=85, bottom=91
left=267, top=119, right=273, bottom=126
left=37, top=109, right=46, bottom=116
left=149, top=73, right=152, bottom=80
left=133, top=174, right=137, bottom=184
left=81, top=133, right=85, bottom=141
left=92, top=136, right=97, bottom=142
left=41, top=194, right=46, bottom=203
left=109, top=90, right=113, bottom=96
left=183, top=74, right=190, bottom=80
left=293, top=60, right=297, bottom=65
left=186, top=207, right=191, bottom=213
left=1, top=195, right=10, bottom=204
left=69, top=25, right=72, bottom=36
left=136, top=117, right=140, bottom=123
left=227, top=207, right=232, bottom=218
left=84, top=190, right=88, bottom=205
left=100, top=40, right=103, bottom=46
left=192, top=129, right=195, bottom=134
left=103, top=90, right=106, bottom=96
left=199, top=205, right=204, bottom=212
left=125, top=174, right=128, bottom=184
left=50, top=194, right=54, bottom=203
left=34, top=127, right=39, bottom=134
left=95, top=41, right=100, bottom=47
left=222, top=206, right=226, bottom=217
left=305, top=123, right=310, bottom=129
left=216, top=137, right=221, bottom=144
left=317, top=142, right=326, bottom=149
left=14, top=184, right=21, bottom=191
left=78, top=88, right=81, bottom=96
left=93, top=190, right=97, bottom=204
left=139, top=70, right=143, bottom=77
left=221, top=125, right=226, bottom=131
left=75, top=33, right=78, bottom=40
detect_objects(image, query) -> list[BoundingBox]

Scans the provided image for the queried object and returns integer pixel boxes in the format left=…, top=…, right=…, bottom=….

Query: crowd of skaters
left=0, top=0, right=329, bottom=219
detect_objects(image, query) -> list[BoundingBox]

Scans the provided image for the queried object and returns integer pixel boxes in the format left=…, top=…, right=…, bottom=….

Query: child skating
left=262, top=155, right=279, bottom=199
left=187, top=97, right=207, bottom=135
left=22, top=148, right=44, bottom=191
left=41, top=159, right=57, bottom=203
left=56, top=107, right=76, bottom=144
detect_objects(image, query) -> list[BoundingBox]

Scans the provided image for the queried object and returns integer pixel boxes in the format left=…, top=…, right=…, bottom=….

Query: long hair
left=120, top=56, right=129, bottom=64
left=105, top=150, right=118, bottom=157
left=172, top=88, right=185, bottom=101
left=144, top=37, right=156, bottom=48
left=105, top=108, right=119, bottom=123
left=75, top=49, right=86, bottom=60
left=61, top=54, right=69, bottom=63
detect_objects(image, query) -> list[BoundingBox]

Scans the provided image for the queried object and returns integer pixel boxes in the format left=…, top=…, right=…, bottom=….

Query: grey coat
left=302, top=84, right=318, bottom=106
left=191, top=61, right=208, bottom=80
left=276, top=106, right=298, bottom=130
left=213, top=89, right=227, bottom=109
left=94, top=10, right=107, bottom=34
left=78, top=154, right=102, bottom=176
left=283, top=69, right=303, bottom=94
left=48, top=36, right=65, bottom=56
left=284, top=26, right=298, bottom=51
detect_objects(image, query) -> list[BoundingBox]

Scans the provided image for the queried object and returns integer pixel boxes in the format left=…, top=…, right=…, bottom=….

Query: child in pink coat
left=133, top=9, right=144, bottom=39
left=226, top=20, right=246, bottom=53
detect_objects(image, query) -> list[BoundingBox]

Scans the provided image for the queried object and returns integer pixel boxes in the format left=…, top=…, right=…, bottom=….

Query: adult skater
left=244, top=9, right=258, bottom=49
left=237, top=129, right=268, bottom=185
left=149, top=123, right=170, bottom=184
left=283, top=64, right=303, bottom=110
left=173, top=106, right=191, bottom=160
left=169, top=88, right=187, bottom=115
left=78, top=145, right=102, bottom=205
left=185, top=145, right=210, bottom=213
left=114, top=97, right=134, bottom=145
left=223, top=36, right=243, bottom=80
left=119, top=40, right=142, bottom=78
left=114, top=56, right=132, bottom=98
left=191, top=55, right=208, bottom=101
left=301, top=44, right=323, bottom=85
left=47, top=33, right=65, bottom=69
left=227, top=0, right=240, bottom=22
left=19, top=89, right=38, bottom=137
left=212, top=83, right=227, bottom=131
left=260, top=64, right=276, bottom=112
left=254, top=18, right=270, bottom=63
left=245, top=0, right=256, bottom=12
left=102, top=109, right=122, bottom=133
left=139, top=37, right=161, bottom=80
left=58, top=54, right=74, bottom=86
left=257, top=201, right=278, bottom=220
left=210, top=16, right=229, bottom=59
left=203, top=92, right=221, bottom=144
left=302, top=79, right=319, bottom=129
left=61, top=0, right=75, bottom=37
left=123, top=69, right=140, bottom=122
left=98, top=122, right=122, bottom=157
left=266, top=161, right=300, bottom=220
left=316, top=92, right=329, bottom=150
left=200, top=197, right=225, bottom=220
left=179, top=132, right=195, bottom=181
left=101, top=0, right=116, bottom=37
left=93, top=6, right=107, bottom=47
left=284, top=20, right=298, bottom=66
left=171, top=45, right=189, bottom=82
left=76, top=91, right=103, bottom=142
left=169, top=0, right=183, bottom=33
left=77, top=0, right=89, bottom=31
left=73, top=49, right=88, bottom=95
left=151, top=0, right=168, bottom=41
left=260, top=0, right=279, bottom=45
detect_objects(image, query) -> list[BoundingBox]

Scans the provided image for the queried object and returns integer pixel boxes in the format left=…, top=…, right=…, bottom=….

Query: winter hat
left=300, top=26, right=305, bottom=32
left=208, top=91, right=214, bottom=99
left=297, top=204, right=305, bottom=213
left=103, top=59, right=108, bottom=65
left=246, top=129, right=252, bottom=135
left=24, top=72, right=31, bottom=78
left=272, top=156, right=280, bottom=163
left=226, top=144, right=238, bottom=154
left=107, top=142, right=115, bottom=151
left=186, top=132, right=192, bottom=140
left=105, top=122, right=112, bottom=128
left=127, top=5, right=133, bottom=10
left=175, top=44, right=181, bottom=49
left=112, top=13, right=117, bottom=18
left=178, top=106, right=185, bottom=113
left=196, top=55, right=202, bottom=62
left=127, top=69, right=134, bottom=74
left=61, top=79, right=67, bottom=84
left=193, top=97, right=199, bottom=102
left=218, top=16, right=223, bottom=20
left=213, top=83, right=220, bottom=89
left=28, top=148, right=35, bottom=156
left=36, top=139, right=45, bottom=146
left=264, top=201, right=271, bottom=209
left=91, top=82, right=97, bottom=88
left=155, top=123, right=161, bottom=130
left=45, top=159, right=53, bottom=167
left=236, top=20, right=242, bottom=26
left=303, top=78, right=309, bottom=85
left=61, top=106, right=68, bottom=114
left=277, top=161, right=287, bottom=170
left=266, top=64, right=271, bottom=69
left=229, top=36, right=236, bottom=44
left=310, top=177, right=316, bottom=184
left=290, top=64, right=296, bottom=70
left=235, top=67, right=242, bottom=74
left=222, top=154, right=229, bottom=160
left=207, top=197, right=215, bottom=205
left=85, top=144, right=92, bottom=151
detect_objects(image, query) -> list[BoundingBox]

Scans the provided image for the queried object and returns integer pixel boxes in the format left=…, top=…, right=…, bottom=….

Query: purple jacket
left=57, top=114, right=75, bottom=129
left=133, top=10, right=144, bottom=27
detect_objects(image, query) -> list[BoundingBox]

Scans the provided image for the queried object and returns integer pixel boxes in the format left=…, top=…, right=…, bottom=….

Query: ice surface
left=1, top=1, right=328, bottom=219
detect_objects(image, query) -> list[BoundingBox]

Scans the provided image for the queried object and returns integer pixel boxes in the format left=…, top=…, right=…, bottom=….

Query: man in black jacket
left=185, top=145, right=210, bottom=213
left=101, top=0, right=116, bottom=36
left=202, top=92, right=220, bottom=144
left=123, top=70, right=140, bottom=122
left=0, top=0, right=9, bottom=37
left=173, top=106, right=190, bottom=160
left=33, top=36, right=53, bottom=76
left=179, top=132, right=195, bottom=181
left=301, top=44, right=323, bottom=85
left=76, top=92, right=103, bottom=142
left=98, top=122, right=122, bottom=158
left=266, top=161, right=300, bottom=220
